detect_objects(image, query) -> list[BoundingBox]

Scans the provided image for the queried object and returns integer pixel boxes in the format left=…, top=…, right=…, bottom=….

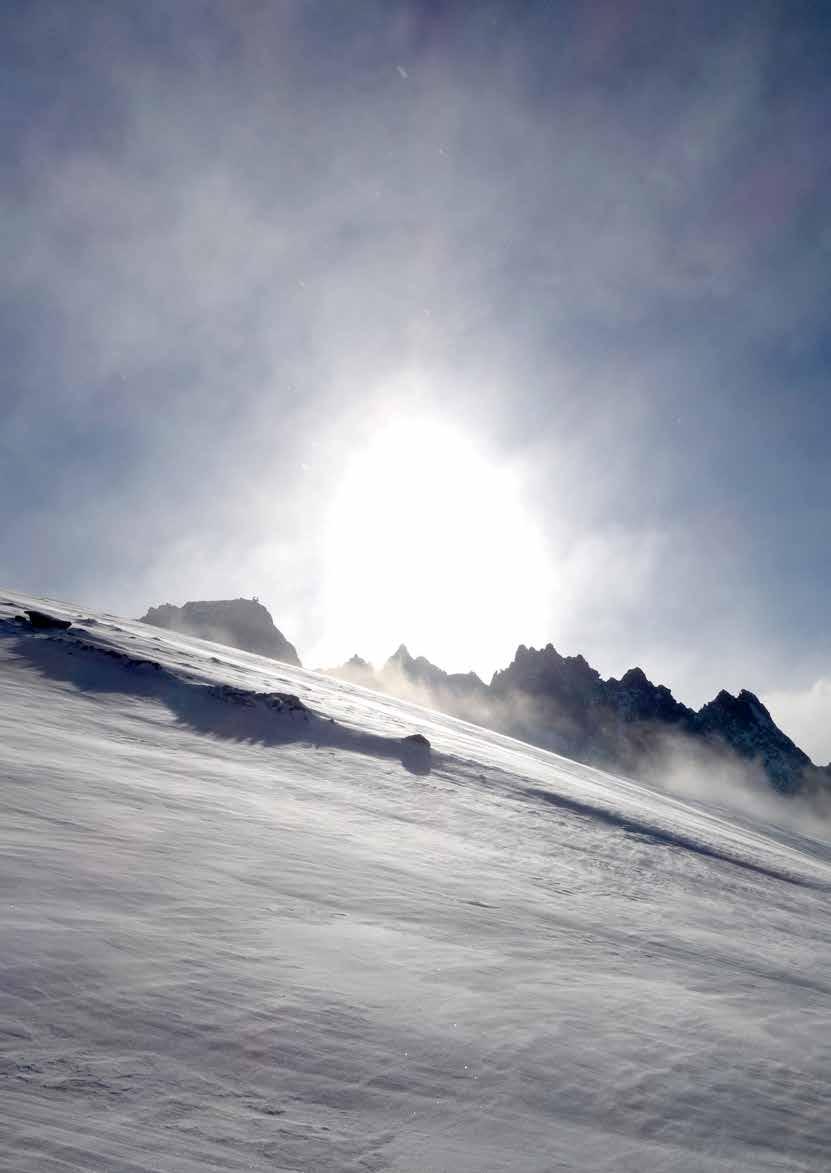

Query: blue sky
left=1, top=1, right=830, bottom=758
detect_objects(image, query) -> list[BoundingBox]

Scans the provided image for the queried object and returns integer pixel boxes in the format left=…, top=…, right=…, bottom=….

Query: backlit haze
left=2, top=1, right=830, bottom=759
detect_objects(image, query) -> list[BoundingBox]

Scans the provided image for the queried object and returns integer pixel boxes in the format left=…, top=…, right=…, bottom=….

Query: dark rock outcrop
left=402, top=732, right=430, bottom=748
left=140, top=599, right=301, bottom=666
left=24, top=609, right=72, bottom=631
left=694, top=689, right=813, bottom=795
left=605, top=666, right=692, bottom=726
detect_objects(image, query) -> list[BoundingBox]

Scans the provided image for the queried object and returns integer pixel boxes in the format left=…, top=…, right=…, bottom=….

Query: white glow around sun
left=319, top=415, right=553, bottom=676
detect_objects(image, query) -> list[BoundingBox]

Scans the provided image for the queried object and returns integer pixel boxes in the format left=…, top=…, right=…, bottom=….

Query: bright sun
left=320, top=415, right=552, bottom=676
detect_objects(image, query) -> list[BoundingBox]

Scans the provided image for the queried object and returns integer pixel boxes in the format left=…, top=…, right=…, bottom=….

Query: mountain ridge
left=330, top=641, right=830, bottom=800
left=140, top=596, right=828, bottom=799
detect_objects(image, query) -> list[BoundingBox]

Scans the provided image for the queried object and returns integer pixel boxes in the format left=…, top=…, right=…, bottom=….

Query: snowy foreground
left=2, top=592, right=831, bottom=1173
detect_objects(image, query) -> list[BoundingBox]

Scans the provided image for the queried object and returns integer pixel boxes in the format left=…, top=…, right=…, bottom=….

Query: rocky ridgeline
left=489, top=644, right=822, bottom=796
left=137, top=597, right=828, bottom=798
left=332, top=642, right=830, bottom=799
left=140, top=598, right=301, bottom=667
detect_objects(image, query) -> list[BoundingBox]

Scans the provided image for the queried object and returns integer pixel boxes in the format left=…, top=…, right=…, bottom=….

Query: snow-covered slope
left=2, top=589, right=831, bottom=1173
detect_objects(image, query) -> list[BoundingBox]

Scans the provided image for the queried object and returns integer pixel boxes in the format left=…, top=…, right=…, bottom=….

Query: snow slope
left=2, top=589, right=831, bottom=1172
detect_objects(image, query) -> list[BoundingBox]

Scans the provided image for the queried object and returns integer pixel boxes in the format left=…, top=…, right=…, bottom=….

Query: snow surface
left=2, top=589, right=831, bottom=1172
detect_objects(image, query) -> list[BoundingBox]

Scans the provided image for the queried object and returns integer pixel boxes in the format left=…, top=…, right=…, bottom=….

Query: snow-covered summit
left=3, top=587, right=831, bottom=1172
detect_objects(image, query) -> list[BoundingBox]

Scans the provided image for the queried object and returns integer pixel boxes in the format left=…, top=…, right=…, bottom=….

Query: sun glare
left=320, top=416, right=552, bottom=676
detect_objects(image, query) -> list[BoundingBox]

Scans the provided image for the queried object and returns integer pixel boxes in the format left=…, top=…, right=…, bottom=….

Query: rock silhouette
left=140, top=598, right=301, bottom=666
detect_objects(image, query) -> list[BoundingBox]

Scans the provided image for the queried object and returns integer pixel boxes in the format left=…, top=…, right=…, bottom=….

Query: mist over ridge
left=139, top=594, right=831, bottom=807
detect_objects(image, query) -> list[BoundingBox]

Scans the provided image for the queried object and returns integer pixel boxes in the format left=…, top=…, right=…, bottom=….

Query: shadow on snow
left=523, top=786, right=826, bottom=889
left=6, top=624, right=432, bottom=776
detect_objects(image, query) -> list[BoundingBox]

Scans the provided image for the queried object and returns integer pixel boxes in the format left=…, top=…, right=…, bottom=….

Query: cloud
left=1, top=1, right=829, bottom=714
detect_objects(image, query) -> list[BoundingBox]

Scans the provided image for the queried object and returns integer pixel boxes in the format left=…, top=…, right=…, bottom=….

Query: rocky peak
left=694, top=688, right=812, bottom=793
left=385, top=645, right=427, bottom=680
left=383, top=644, right=486, bottom=696
left=327, top=653, right=379, bottom=689
left=140, top=598, right=301, bottom=666
left=491, top=643, right=603, bottom=706
left=605, top=666, right=691, bottom=726
left=484, top=645, right=824, bottom=795
left=697, top=688, right=777, bottom=733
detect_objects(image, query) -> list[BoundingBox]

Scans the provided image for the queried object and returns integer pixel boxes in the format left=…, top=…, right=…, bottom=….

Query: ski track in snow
left=1, top=589, right=830, bottom=1172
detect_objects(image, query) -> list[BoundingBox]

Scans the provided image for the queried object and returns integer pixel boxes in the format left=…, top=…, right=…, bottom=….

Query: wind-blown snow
left=1, top=589, right=830, bottom=1172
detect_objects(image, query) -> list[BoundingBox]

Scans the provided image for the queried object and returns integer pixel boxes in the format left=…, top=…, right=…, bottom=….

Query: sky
left=1, top=0, right=830, bottom=760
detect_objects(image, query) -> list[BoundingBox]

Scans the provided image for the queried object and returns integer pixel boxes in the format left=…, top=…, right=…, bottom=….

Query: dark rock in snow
left=140, top=598, right=301, bottom=666
left=24, top=609, right=72, bottom=631
left=399, top=731, right=432, bottom=775
left=208, top=683, right=308, bottom=714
